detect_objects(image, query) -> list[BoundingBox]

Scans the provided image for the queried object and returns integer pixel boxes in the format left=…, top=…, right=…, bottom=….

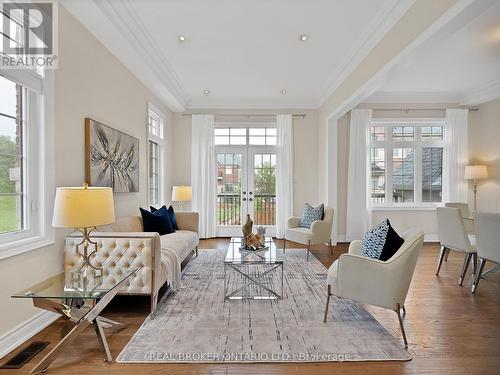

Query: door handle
left=243, top=198, right=247, bottom=201
left=249, top=192, right=253, bottom=195
left=249, top=198, right=253, bottom=202
left=243, top=191, right=246, bottom=195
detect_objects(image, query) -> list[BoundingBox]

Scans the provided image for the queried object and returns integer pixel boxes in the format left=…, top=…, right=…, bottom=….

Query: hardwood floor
left=2, top=239, right=500, bottom=374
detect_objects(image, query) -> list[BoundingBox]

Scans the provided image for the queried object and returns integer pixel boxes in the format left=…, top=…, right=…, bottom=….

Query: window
left=214, top=126, right=276, bottom=145
left=370, top=121, right=445, bottom=206
left=0, top=71, right=54, bottom=258
left=147, top=104, right=165, bottom=206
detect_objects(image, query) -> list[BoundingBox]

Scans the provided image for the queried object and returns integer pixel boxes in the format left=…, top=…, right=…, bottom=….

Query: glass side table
left=12, top=267, right=137, bottom=373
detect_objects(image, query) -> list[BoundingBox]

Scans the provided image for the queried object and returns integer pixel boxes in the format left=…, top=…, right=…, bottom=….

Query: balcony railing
left=217, top=193, right=276, bottom=226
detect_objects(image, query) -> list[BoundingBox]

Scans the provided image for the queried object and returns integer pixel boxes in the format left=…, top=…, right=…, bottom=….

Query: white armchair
left=323, top=229, right=424, bottom=348
left=284, top=207, right=334, bottom=260
left=472, top=212, right=500, bottom=293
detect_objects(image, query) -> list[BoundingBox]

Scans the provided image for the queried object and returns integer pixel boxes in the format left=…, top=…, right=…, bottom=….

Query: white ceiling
left=367, top=0, right=500, bottom=105
left=62, top=0, right=414, bottom=111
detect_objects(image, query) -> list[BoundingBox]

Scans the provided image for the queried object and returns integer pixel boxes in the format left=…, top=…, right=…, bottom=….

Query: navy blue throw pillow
left=140, top=207, right=174, bottom=235
left=150, top=205, right=178, bottom=230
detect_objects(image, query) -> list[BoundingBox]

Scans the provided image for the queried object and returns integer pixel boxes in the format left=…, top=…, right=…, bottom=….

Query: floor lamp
left=464, top=165, right=488, bottom=211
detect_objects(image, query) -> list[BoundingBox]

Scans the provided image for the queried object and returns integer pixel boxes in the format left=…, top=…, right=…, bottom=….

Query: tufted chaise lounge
left=64, top=212, right=199, bottom=317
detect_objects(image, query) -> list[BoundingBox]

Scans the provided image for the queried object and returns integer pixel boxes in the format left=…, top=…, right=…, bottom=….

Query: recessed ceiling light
left=178, top=35, right=186, bottom=42
left=281, top=89, right=287, bottom=95
left=299, top=35, right=309, bottom=42
left=203, top=89, right=210, bottom=95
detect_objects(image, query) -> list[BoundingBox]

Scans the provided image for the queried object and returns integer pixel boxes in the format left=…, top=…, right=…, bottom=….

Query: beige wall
left=0, top=6, right=173, bottom=339
left=171, top=109, right=320, bottom=217
left=468, top=97, right=500, bottom=212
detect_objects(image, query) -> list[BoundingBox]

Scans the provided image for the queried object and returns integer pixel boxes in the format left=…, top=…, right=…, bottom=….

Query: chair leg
left=150, top=293, right=159, bottom=319
left=395, top=303, right=408, bottom=349
left=323, top=285, right=331, bottom=323
left=472, top=258, right=487, bottom=293
left=328, top=239, right=333, bottom=257
left=459, top=252, right=473, bottom=286
left=307, top=240, right=310, bottom=261
left=436, top=246, right=447, bottom=275
left=471, top=252, right=478, bottom=280
left=401, top=304, right=406, bottom=317
left=444, top=247, right=450, bottom=262
left=283, top=238, right=286, bottom=254
left=195, top=245, right=198, bottom=257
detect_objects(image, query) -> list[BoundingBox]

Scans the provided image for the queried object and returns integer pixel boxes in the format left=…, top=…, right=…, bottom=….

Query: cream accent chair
left=445, top=202, right=474, bottom=235
left=472, top=212, right=500, bottom=293
left=436, top=207, right=477, bottom=286
left=284, top=206, right=334, bottom=261
left=323, top=229, right=424, bottom=348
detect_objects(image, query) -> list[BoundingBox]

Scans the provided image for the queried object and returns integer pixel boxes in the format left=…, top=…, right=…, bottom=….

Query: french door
left=216, top=147, right=276, bottom=237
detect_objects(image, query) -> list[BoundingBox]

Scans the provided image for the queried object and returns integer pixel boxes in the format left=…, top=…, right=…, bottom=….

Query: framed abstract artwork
left=85, top=118, right=139, bottom=192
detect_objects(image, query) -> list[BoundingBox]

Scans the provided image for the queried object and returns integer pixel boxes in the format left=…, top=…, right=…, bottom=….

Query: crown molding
left=187, top=97, right=318, bottom=110
left=316, top=0, right=416, bottom=106
left=61, top=0, right=188, bottom=112
left=460, top=76, right=500, bottom=106
left=366, top=91, right=460, bottom=104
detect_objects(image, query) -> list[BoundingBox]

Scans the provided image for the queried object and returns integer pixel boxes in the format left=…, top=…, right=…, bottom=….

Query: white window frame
left=147, top=103, right=165, bottom=207
left=0, top=69, right=55, bottom=259
left=370, top=118, right=446, bottom=209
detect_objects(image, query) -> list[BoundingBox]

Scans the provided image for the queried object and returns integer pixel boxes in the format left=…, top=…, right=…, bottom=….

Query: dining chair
left=472, top=212, right=500, bottom=293
left=436, top=207, right=477, bottom=285
left=445, top=202, right=474, bottom=235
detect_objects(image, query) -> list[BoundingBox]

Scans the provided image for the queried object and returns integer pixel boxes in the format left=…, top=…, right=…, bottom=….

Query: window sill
left=371, top=206, right=441, bottom=211
left=0, top=234, right=55, bottom=261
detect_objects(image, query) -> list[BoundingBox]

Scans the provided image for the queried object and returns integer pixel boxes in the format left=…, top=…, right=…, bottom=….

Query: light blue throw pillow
left=299, top=203, right=324, bottom=228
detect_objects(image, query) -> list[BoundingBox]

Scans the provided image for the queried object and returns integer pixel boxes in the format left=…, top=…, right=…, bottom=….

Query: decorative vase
left=242, top=214, right=253, bottom=247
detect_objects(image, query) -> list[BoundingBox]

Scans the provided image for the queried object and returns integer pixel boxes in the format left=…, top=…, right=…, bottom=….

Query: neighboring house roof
left=392, top=148, right=442, bottom=190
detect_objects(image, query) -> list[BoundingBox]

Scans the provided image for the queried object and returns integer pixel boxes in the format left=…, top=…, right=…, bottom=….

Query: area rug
left=117, top=249, right=411, bottom=363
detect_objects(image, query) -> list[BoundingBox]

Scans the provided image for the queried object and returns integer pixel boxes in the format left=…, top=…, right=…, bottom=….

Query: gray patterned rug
left=117, top=249, right=411, bottom=363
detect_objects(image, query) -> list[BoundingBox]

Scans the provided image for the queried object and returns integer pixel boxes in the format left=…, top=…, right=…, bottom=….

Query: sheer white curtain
left=276, top=114, right=294, bottom=239
left=346, top=109, right=372, bottom=241
left=444, top=109, right=469, bottom=203
left=191, top=115, right=217, bottom=238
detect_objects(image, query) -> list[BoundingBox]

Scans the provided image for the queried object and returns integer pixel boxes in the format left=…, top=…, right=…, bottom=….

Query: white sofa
left=63, top=212, right=199, bottom=316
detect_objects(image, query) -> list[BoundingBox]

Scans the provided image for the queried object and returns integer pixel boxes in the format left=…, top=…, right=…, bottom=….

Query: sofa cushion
left=97, top=216, right=143, bottom=232
left=140, top=207, right=174, bottom=235
left=299, top=203, right=324, bottom=228
left=160, top=230, right=199, bottom=262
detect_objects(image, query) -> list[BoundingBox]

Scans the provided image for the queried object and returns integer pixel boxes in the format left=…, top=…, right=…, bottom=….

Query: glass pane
left=249, top=136, right=265, bottom=145
left=217, top=153, right=242, bottom=226
left=215, top=136, right=229, bottom=145
left=0, top=155, right=22, bottom=193
left=249, top=128, right=265, bottom=136
left=230, top=136, right=246, bottom=145
left=230, top=128, right=246, bottom=136
left=253, top=153, right=276, bottom=226
left=0, top=76, right=17, bottom=117
left=422, top=147, right=443, bottom=202
left=392, top=125, right=414, bottom=141
left=0, top=194, right=22, bottom=234
left=370, top=148, right=385, bottom=203
left=266, top=128, right=277, bottom=136
left=215, top=128, right=229, bottom=136
left=266, top=136, right=277, bottom=145
left=392, top=147, right=414, bottom=203
left=422, top=126, right=443, bottom=141
left=371, top=126, right=385, bottom=141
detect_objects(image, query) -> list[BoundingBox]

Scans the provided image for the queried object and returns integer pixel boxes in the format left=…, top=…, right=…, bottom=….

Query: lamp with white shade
left=464, top=165, right=488, bottom=211
left=52, top=184, right=115, bottom=270
left=171, top=185, right=192, bottom=211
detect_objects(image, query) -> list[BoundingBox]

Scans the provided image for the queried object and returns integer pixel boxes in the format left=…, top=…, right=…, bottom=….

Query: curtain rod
left=372, top=108, right=479, bottom=111
left=181, top=113, right=306, bottom=118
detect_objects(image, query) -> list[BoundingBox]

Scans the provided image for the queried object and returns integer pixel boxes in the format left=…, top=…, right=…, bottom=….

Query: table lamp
left=464, top=165, right=488, bottom=211
left=52, top=184, right=115, bottom=270
left=171, top=185, right=192, bottom=211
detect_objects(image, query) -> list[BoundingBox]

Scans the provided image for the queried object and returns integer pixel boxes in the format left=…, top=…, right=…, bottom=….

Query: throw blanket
left=160, top=238, right=184, bottom=291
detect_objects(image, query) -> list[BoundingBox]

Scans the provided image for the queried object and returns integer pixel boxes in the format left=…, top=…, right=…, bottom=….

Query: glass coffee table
left=224, top=237, right=283, bottom=300
left=12, top=267, right=137, bottom=373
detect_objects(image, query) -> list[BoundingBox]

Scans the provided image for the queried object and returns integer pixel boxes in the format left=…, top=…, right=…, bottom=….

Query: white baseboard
left=0, top=311, right=59, bottom=360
